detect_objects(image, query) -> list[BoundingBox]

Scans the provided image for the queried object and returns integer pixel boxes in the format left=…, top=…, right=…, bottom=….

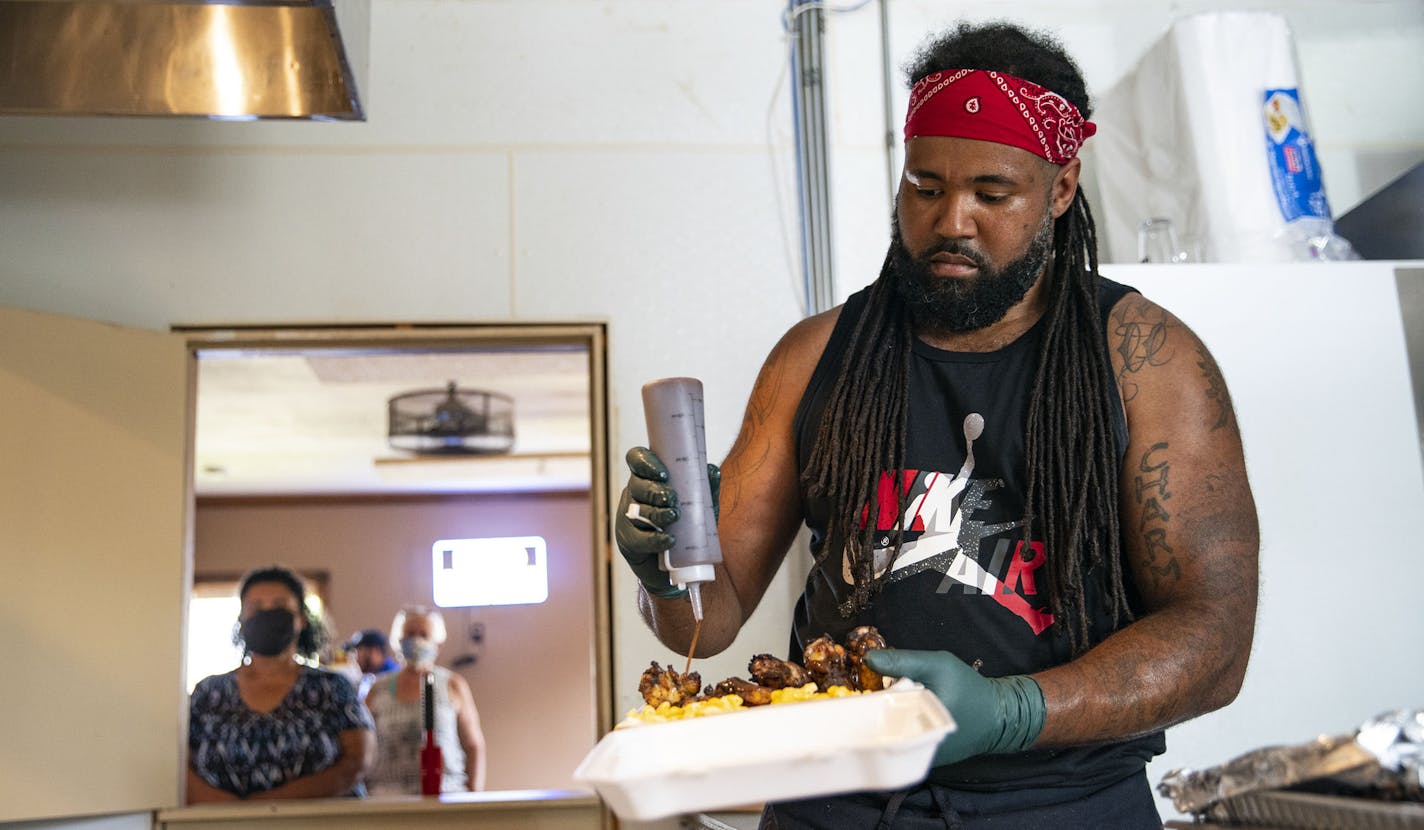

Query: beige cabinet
left=0, top=304, right=190, bottom=821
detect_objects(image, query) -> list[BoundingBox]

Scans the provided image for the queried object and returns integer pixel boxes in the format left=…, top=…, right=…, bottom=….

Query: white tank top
left=365, top=666, right=468, bottom=794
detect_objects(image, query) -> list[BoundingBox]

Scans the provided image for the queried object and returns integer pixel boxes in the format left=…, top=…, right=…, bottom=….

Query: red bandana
left=904, top=69, right=1096, bottom=165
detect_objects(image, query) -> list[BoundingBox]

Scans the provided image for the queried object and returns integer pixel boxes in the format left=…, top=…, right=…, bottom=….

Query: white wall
left=1111, top=262, right=1424, bottom=817
left=2, top=1, right=1422, bottom=824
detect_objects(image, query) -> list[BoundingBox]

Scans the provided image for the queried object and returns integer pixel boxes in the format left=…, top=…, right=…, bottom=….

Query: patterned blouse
left=189, top=665, right=374, bottom=798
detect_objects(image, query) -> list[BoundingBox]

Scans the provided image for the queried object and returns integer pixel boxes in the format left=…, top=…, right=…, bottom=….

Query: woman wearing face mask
left=364, top=606, right=487, bottom=794
left=186, top=566, right=376, bottom=803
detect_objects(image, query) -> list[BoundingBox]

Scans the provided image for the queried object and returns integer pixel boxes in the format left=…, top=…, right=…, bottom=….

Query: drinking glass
left=1138, top=218, right=1184, bottom=264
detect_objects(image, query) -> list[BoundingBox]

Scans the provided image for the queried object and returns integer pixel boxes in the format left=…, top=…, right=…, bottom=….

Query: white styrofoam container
left=572, top=687, right=954, bottom=820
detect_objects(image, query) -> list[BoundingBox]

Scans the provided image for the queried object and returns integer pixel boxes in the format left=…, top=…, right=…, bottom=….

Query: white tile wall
left=0, top=149, right=511, bottom=327
left=508, top=147, right=801, bottom=431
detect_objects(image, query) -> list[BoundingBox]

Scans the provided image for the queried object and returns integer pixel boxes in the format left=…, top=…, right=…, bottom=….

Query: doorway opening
left=180, top=323, right=611, bottom=796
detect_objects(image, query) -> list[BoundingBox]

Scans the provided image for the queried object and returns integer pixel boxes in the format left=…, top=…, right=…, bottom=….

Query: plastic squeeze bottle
left=640, top=377, right=722, bottom=622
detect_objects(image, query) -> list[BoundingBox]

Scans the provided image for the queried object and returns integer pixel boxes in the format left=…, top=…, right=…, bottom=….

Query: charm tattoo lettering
left=1135, top=442, right=1180, bottom=589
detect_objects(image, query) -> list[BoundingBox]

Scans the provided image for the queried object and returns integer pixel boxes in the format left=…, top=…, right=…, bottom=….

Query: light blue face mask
left=399, top=636, right=439, bottom=667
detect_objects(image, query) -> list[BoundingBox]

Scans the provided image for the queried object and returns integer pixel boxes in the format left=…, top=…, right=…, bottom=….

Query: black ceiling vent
left=388, top=381, right=515, bottom=455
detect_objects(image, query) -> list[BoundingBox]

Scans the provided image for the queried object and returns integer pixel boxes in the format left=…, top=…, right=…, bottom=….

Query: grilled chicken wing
left=638, top=660, right=703, bottom=707
left=642, top=626, right=890, bottom=713
left=802, top=634, right=854, bottom=689
left=845, top=625, right=889, bottom=691
left=713, top=677, right=775, bottom=706
left=679, top=668, right=703, bottom=700
left=748, top=654, right=811, bottom=690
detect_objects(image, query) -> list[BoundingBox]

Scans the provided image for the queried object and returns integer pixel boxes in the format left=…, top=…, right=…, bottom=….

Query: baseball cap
left=347, top=629, right=389, bottom=650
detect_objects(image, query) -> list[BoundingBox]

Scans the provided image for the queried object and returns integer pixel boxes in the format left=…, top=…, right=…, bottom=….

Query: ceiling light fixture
left=387, top=381, right=515, bottom=455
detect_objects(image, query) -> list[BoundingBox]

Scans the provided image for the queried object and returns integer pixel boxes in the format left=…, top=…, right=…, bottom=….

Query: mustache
left=913, top=238, right=989, bottom=270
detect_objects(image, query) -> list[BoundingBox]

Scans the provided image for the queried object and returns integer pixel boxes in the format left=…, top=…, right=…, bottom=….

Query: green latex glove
left=864, top=648, right=1045, bottom=768
left=613, top=447, right=721, bottom=599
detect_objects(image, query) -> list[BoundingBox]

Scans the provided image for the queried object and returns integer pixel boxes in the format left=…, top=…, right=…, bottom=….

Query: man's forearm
left=636, top=569, right=746, bottom=658
left=1032, top=597, right=1252, bottom=747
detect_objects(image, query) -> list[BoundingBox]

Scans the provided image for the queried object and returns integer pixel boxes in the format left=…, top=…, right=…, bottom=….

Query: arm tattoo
left=1134, top=442, right=1180, bottom=592
left=1195, top=344, right=1236, bottom=434
left=722, top=343, right=788, bottom=514
left=1113, top=304, right=1174, bottom=402
left=746, top=354, right=780, bottom=429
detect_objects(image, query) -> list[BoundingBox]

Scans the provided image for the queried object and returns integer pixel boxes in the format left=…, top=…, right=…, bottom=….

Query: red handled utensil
left=420, top=671, right=443, bottom=796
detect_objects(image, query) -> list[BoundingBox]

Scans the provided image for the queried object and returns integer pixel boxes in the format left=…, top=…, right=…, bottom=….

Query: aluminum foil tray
left=572, top=687, right=953, bottom=821
left=1160, top=709, right=1424, bottom=823
left=1207, top=790, right=1424, bottom=829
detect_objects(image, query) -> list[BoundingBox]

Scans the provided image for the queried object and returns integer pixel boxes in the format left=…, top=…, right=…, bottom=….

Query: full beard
left=890, top=215, right=1054, bottom=333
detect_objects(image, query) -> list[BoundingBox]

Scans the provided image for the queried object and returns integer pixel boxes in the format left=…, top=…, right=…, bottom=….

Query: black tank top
left=790, top=275, right=1165, bottom=793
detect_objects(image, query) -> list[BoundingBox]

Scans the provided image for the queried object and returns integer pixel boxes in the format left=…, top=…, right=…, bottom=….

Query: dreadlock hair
left=800, top=20, right=1130, bottom=655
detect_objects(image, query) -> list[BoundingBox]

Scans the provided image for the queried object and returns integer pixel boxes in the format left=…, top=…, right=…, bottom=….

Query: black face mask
left=241, top=608, right=297, bottom=656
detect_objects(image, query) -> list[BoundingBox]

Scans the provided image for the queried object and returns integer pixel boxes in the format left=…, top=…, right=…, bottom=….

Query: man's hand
left=865, top=649, right=1045, bottom=767
left=614, top=447, right=722, bottom=599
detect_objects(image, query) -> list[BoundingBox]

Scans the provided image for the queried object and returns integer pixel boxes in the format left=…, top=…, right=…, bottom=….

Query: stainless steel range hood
left=0, top=0, right=368, bottom=120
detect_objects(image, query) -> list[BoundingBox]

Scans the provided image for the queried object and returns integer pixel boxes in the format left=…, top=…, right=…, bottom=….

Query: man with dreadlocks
left=615, top=19, right=1258, bottom=828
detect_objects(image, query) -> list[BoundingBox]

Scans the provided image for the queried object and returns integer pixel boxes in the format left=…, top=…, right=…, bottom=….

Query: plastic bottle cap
left=665, top=563, right=715, bottom=588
